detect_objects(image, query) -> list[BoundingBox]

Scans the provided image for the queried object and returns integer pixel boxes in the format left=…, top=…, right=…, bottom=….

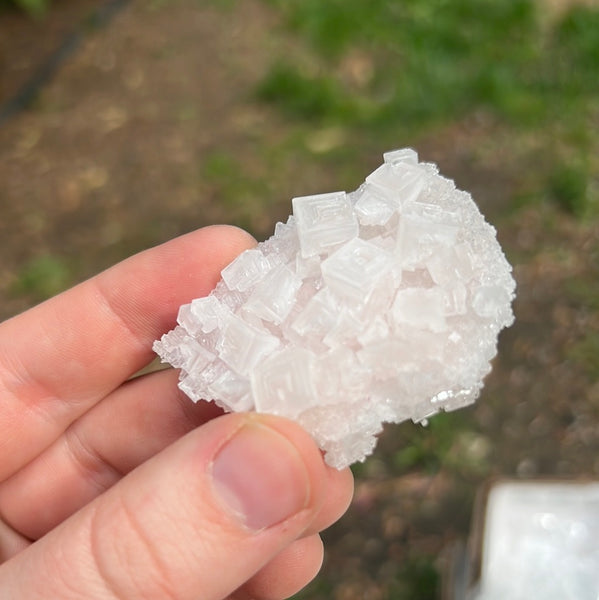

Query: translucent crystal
left=354, top=185, right=397, bottom=226
left=383, top=147, right=418, bottom=165
left=153, top=149, right=516, bottom=469
left=208, top=370, right=252, bottom=411
left=291, top=289, right=339, bottom=341
left=252, top=348, right=319, bottom=417
left=397, top=212, right=459, bottom=269
left=243, top=264, right=302, bottom=324
left=366, top=162, right=426, bottom=205
left=292, top=192, right=358, bottom=258
left=217, top=314, right=280, bottom=376
left=221, top=248, right=272, bottom=292
left=321, top=238, right=393, bottom=302
left=393, top=287, right=447, bottom=333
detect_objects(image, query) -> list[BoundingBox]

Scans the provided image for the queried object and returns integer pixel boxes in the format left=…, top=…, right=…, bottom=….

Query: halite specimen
left=154, top=149, right=516, bottom=469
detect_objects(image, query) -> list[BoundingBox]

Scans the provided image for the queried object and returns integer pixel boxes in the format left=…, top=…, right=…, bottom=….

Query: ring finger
left=0, top=368, right=221, bottom=539
left=0, top=370, right=353, bottom=542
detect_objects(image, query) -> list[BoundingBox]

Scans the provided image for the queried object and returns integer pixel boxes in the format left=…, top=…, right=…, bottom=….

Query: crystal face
left=292, top=192, right=359, bottom=258
left=154, top=150, right=516, bottom=469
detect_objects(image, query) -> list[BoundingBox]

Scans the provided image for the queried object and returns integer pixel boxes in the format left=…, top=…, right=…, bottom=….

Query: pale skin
left=0, top=225, right=354, bottom=600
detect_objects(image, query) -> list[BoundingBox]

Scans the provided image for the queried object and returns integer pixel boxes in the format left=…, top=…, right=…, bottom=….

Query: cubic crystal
left=292, top=192, right=359, bottom=258
left=153, top=149, right=516, bottom=469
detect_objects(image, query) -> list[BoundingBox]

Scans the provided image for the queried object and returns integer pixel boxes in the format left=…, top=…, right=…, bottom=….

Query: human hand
left=0, top=226, right=354, bottom=600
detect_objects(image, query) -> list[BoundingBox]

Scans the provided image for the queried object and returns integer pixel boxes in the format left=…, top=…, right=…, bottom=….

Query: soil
left=1, top=2, right=598, bottom=598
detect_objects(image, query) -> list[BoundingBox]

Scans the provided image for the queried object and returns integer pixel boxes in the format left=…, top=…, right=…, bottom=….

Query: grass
left=10, top=254, right=71, bottom=302
left=388, top=556, right=440, bottom=600
left=390, top=410, right=489, bottom=477
left=199, top=150, right=273, bottom=234
left=258, top=0, right=599, bottom=217
left=547, top=162, right=592, bottom=218
left=569, top=333, right=599, bottom=383
left=1, top=0, right=49, bottom=17
left=257, top=63, right=353, bottom=122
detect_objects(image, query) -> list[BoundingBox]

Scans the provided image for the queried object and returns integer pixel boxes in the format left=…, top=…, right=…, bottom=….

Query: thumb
left=0, top=413, right=329, bottom=600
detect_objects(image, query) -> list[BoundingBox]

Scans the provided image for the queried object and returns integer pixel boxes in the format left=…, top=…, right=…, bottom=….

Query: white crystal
left=392, top=287, right=447, bottom=332
left=242, top=264, right=302, bottom=324
left=153, top=149, right=516, bottom=469
left=321, top=238, right=393, bottom=302
left=291, top=288, right=338, bottom=341
left=217, top=313, right=280, bottom=376
left=292, top=191, right=358, bottom=258
left=252, top=347, right=319, bottom=418
left=208, top=370, right=252, bottom=412
left=354, top=185, right=397, bottom=226
left=366, top=162, right=426, bottom=207
left=383, top=147, right=419, bottom=165
left=221, top=248, right=272, bottom=292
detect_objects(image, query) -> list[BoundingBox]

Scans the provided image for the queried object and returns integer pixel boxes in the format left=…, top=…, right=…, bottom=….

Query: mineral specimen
left=154, top=149, right=516, bottom=468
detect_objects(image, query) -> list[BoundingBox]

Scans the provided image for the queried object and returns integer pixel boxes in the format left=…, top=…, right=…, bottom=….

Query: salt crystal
left=393, top=287, right=447, bottom=332
left=292, top=192, right=358, bottom=258
left=217, top=314, right=280, bottom=376
left=242, top=264, right=302, bottom=325
left=252, top=347, right=319, bottom=417
left=153, top=149, right=516, bottom=468
left=221, top=248, right=271, bottom=292
left=208, top=371, right=252, bottom=412
left=354, top=185, right=397, bottom=226
left=383, top=147, right=419, bottom=165
left=321, top=238, right=393, bottom=302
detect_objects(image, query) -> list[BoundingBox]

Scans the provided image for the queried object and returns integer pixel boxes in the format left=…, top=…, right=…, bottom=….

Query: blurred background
left=1, top=0, right=598, bottom=597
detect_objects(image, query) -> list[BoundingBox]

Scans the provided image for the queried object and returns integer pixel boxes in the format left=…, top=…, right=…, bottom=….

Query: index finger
left=0, top=225, right=256, bottom=480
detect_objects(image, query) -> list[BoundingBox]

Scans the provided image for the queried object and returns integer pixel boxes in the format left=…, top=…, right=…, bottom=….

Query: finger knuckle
left=88, top=495, right=180, bottom=600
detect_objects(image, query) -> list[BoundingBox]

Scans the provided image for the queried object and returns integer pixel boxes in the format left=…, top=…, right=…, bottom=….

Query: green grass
left=566, top=276, right=599, bottom=314
left=257, top=63, right=354, bottom=122
left=569, top=333, right=599, bottom=383
left=258, top=0, right=599, bottom=217
left=388, top=556, right=439, bottom=600
left=1, top=0, right=48, bottom=16
left=390, top=410, right=488, bottom=477
left=547, top=162, right=592, bottom=217
left=199, top=151, right=273, bottom=234
left=11, top=254, right=71, bottom=302
left=260, top=0, right=541, bottom=126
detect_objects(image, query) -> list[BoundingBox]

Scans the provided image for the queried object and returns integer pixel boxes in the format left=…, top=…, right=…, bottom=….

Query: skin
left=0, top=225, right=354, bottom=600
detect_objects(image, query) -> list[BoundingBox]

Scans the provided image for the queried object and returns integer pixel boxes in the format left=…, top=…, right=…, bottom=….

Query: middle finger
left=0, top=370, right=354, bottom=541
left=0, top=368, right=221, bottom=539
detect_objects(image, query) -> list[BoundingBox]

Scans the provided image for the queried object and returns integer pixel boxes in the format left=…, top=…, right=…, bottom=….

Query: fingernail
left=211, top=421, right=311, bottom=531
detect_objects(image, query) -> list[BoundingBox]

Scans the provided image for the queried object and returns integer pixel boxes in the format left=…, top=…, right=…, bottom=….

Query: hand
left=0, top=226, right=354, bottom=600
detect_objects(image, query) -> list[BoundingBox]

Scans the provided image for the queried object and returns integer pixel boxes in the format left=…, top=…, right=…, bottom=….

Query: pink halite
left=154, top=149, right=516, bottom=468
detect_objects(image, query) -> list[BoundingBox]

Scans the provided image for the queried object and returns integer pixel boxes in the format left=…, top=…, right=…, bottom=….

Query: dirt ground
left=1, top=2, right=598, bottom=598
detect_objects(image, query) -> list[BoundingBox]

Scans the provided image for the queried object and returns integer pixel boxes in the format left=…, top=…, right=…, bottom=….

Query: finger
left=0, top=368, right=223, bottom=539
left=0, top=414, right=332, bottom=600
left=0, top=365, right=352, bottom=541
left=312, top=464, right=353, bottom=534
left=0, top=518, right=30, bottom=563
left=234, top=535, right=324, bottom=600
left=0, top=225, right=255, bottom=480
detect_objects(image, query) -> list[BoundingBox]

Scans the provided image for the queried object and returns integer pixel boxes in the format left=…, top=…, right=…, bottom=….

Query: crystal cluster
left=154, top=149, right=516, bottom=468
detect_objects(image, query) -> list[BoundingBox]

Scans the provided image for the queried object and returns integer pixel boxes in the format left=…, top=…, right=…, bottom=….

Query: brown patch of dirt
left=0, top=0, right=101, bottom=105
left=0, top=0, right=282, bottom=318
left=542, top=0, right=599, bottom=18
